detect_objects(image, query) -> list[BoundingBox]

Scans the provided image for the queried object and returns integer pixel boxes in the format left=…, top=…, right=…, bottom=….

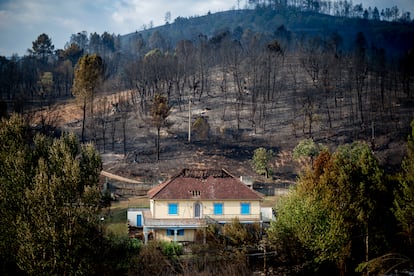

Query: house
left=128, top=168, right=264, bottom=243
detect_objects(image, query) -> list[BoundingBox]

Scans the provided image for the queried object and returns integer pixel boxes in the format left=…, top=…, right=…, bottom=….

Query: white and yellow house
left=134, top=168, right=264, bottom=243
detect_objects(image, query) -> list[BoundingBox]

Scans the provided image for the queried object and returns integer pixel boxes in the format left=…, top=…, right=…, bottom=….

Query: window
left=166, top=229, right=184, bottom=236
left=194, top=203, right=201, bottom=218
left=168, top=203, right=178, bottom=215
left=240, top=203, right=250, bottom=215
left=213, top=203, right=223, bottom=215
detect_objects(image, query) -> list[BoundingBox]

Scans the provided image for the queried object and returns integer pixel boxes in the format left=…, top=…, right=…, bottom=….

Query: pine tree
left=150, top=94, right=171, bottom=161
left=0, top=114, right=105, bottom=274
left=72, top=54, right=103, bottom=142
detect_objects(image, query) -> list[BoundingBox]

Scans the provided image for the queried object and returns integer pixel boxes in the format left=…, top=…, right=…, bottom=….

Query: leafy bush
left=161, top=241, right=183, bottom=257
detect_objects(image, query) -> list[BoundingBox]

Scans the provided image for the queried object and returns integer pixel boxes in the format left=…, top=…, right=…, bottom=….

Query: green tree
left=268, top=142, right=387, bottom=274
left=251, top=147, right=274, bottom=178
left=292, top=138, right=326, bottom=167
left=150, top=94, right=171, bottom=161
left=394, top=119, right=414, bottom=248
left=0, top=114, right=106, bottom=275
left=267, top=185, right=349, bottom=272
left=30, top=33, right=54, bottom=62
left=59, top=43, right=84, bottom=66
left=38, top=71, right=53, bottom=98
left=72, top=54, right=103, bottom=142
left=223, top=217, right=260, bottom=247
left=0, top=114, right=32, bottom=273
left=16, top=134, right=103, bottom=275
left=36, top=71, right=59, bottom=135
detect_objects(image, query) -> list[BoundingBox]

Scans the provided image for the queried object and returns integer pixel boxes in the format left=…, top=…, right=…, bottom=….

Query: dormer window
left=190, top=190, right=201, bottom=197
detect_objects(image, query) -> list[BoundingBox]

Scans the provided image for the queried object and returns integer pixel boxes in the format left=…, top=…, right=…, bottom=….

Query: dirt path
left=101, top=170, right=143, bottom=184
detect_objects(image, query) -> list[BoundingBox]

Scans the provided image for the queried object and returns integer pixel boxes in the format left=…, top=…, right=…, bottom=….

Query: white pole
left=188, top=98, right=191, bottom=143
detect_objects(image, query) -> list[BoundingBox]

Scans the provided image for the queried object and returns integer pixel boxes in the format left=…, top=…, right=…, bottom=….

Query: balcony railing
left=203, top=213, right=261, bottom=222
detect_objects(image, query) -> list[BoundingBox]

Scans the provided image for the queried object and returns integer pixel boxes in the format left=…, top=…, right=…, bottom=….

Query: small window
left=241, top=203, right=250, bottom=215
left=166, top=229, right=184, bottom=236
left=213, top=203, right=223, bottom=215
left=168, top=203, right=178, bottom=215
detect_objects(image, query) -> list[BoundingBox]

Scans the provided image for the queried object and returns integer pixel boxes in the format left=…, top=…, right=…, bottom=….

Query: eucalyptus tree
left=0, top=55, right=19, bottom=101
left=70, top=31, right=89, bottom=52
left=175, top=39, right=195, bottom=110
left=54, top=58, right=75, bottom=97
left=352, top=32, right=368, bottom=127
left=299, top=36, right=326, bottom=136
left=242, top=30, right=265, bottom=133
left=143, top=49, right=164, bottom=95
left=216, top=30, right=245, bottom=130
left=89, top=32, right=101, bottom=54
left=399, top=48, right=414, bottom=99
left=194, top=34, right=211, bottom=100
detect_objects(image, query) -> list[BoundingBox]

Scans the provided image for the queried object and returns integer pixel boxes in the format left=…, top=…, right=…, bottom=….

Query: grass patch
left=105, top=222, right=128, bottom=237
left=261, top=195, right=281, bottom=207
left=102, top=206, right=128, bottom=237
left=106, top=207, right=127, bottom=224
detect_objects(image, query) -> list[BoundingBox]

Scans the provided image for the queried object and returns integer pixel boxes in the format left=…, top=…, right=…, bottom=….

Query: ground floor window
left=166, top=229, right=184, bottom=236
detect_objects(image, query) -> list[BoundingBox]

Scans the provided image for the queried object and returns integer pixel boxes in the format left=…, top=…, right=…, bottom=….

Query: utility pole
left=188, top=98, right=191, bottom=143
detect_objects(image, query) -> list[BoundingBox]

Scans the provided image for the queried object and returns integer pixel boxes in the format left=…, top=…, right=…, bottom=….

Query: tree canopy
left=72, top=54, right=104, bottom=142
left=30, top=33, right=54, bottom=61
left=0, top=114, right=105, bottom=274
left=267, top=141, right=389, bottom=274
left=150, top=94, right=171, bottom=161
left=393, top=119, right=414, bottom=248
left=251, top=147, right=274, bottom=178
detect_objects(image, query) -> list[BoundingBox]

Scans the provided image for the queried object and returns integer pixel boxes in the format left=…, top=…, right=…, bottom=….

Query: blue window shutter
left=168, top=203, right=178, bottom=215
left=241, top=203, right=250, bottom=215
left=214, top=203, right=223, bottom=215
left=166, top=229, right=184, bottom=236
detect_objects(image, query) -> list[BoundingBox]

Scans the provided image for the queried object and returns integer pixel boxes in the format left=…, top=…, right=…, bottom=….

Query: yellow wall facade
left=151, top=199, right=261, bottom=221
left=154, top=228, right=196, bottom=242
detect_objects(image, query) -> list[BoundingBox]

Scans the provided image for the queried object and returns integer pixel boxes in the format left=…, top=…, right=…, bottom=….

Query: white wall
left=127, top=209, right=143, bottom=226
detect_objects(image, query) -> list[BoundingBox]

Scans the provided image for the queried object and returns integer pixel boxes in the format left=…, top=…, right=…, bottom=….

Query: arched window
left=194, top=202, right=201, bottom=218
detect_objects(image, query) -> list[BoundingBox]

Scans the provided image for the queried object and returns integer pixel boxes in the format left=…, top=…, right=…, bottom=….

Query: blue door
left=137, top=214, right=142, bottom=227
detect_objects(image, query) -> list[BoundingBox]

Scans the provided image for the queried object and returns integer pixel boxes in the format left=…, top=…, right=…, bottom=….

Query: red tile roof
left=148, top=168, right=263, bottom=200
